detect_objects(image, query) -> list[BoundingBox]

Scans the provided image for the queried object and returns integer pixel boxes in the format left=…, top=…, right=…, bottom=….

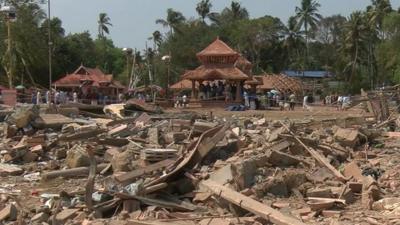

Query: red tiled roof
left=254, top=74, right=303, bottom=94
left=170, top=79, right=198, bottom=90
left=197, top=38, right=238, bottom=57
left=182, top=65, right=249, bottom=81
left=244, top=76, right=262, bottom=85
left=53, top=65, right=123, bottom=89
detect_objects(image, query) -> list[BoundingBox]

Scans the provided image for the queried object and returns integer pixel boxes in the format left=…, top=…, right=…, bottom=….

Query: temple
left=53, top=65, right=125, bottom=102
left=181, top=37, right=251, bottom=102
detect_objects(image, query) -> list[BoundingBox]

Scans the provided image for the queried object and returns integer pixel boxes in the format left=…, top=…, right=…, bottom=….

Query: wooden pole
left=201, top=179, right=307, bottom=225
left=279, top=121, right=348, bottom=183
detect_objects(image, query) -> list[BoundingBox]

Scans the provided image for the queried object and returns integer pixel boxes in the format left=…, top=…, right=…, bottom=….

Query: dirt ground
left=167, top=105, right=370, bottom=121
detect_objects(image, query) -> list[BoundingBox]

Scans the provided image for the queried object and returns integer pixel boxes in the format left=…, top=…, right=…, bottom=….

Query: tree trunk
left=305, top=23, right=309, bottom=69
left=350, top=42, right=359, bottom=85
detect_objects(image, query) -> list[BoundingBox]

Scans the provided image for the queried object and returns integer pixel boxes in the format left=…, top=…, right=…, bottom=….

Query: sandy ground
left=167, top=105, right=371, bottom=121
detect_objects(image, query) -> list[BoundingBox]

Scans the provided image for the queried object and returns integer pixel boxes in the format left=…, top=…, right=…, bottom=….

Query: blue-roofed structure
left=282, top=70, right=334, bottom=79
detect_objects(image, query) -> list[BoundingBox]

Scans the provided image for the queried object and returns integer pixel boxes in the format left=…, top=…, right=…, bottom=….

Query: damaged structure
left=0, top=90, right=399, bottom=225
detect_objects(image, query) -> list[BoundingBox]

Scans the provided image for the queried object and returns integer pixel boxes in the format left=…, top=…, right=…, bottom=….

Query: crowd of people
left=28, top=89, right=125, bottom=105
left=20, top=84, right=352, bottom=112
left=323, top=94, right=352, bottom=111
left=198, top=81, right=239, bottom=102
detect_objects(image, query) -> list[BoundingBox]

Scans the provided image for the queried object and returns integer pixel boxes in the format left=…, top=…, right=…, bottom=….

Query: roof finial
left=216, top=36, right=220, bottom=40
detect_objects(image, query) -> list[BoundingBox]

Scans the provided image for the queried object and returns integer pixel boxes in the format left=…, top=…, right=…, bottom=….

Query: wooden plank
left=59, top=129, right=107, bottom=142
left=280, top=121, right=348, bottom=183
left=128, top=220, right=195, bottom=225
left=41, top=164, right=109, bottom=180
left=144, top=124, right=229, bottom=188
left=116, top=193, right=197, bottom=212
left=201, top=179, right=307, bottom=225
left=114, top=159, right=175, bottom=185
left=33, top=114, right=74, bottom=128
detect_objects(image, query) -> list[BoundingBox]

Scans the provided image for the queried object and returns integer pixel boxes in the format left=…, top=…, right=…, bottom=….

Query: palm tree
left=295, top=0, right=322, bottom=65
left=150, top=30, right=162, bottom=50
left=367, top=0, right=392, bottom=39
left=98, top=13, right=112, bottom=38
left=196, top=0, right=212, bottom=23
left=230, top=1, right=249, bottom=20
left=156, top=8, right=185, bottom=36
left=283, top=16, right=305, bottom=67
left=343, top=12, right=367, bottom=84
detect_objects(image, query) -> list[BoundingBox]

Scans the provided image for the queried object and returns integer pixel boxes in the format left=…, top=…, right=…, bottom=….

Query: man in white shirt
left=73, top=92, right=78, bottom=103
left=303, top=95, right=308, bottom=110
left=36, top=91, right=41, bottom=105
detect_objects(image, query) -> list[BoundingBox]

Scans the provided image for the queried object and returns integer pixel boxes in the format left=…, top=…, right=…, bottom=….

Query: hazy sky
left=50, top=0, right=400, bottom=50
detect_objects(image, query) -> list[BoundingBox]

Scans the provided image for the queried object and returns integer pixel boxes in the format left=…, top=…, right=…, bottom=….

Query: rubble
left=0, top=98, right=399, bottom=224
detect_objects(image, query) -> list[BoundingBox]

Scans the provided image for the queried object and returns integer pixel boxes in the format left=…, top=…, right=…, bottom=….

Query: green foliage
left=0, top=0, right=399, bottom=93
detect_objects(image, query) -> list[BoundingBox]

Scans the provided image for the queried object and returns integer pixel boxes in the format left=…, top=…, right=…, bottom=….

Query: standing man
left=244, top=90, right=249, bottom=108
left=45, top=89, right=50, bottom=105
left=205, top=82, right=211, bottom=100
left=289, top=93, right=296, bottom=111
left=73, top=91, right=78, bottom=103
left=303, top=94, right=309, bottom=110
left=224, top=82, right=231, bottom=103
left=54, top=90, right=60, bottom=104
left=36, top=90, right=41, bottom=105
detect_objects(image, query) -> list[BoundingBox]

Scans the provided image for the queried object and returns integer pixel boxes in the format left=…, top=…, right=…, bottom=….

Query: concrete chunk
left=66, top=145, right=90, bottom=168
left=31, top=212, right=49, bottom=223
left=343, top=161, right=364, bottom=181
left=148, top=128, right=159, bottom=145
left=268, top=150, right=301, bottom=167
left=0, top=204, right=17, bottom=221
left=0, top=164, right=23, bottom=176
left=111, top=150, right=135, bottom=172
left=306, top=188, right=333, bottom=198
left=55, top=208, right=80, bottom=223
left=334, top=128, right=359, bottom=147
left=163, top=132, right=187, bottom=144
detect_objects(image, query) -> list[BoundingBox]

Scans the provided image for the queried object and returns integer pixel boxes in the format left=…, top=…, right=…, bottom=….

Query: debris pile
left=0, top=100, right=400, bottom=225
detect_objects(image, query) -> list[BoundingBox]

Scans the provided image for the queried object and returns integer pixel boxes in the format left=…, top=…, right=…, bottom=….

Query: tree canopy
left=0, top=0, right=399, bottom=93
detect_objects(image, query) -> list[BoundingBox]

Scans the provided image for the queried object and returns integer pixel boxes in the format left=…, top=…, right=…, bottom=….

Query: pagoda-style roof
left=197, top=37, right=238, bottom=57
left=182, top=65, right=249, bottom=81
left=235, top=55, right=253, bottom=75
left=183, top=38, right=249, bottom=81
left=53, top=65, right=124, bottom=89
left=197, top=38, right=239, bottom=65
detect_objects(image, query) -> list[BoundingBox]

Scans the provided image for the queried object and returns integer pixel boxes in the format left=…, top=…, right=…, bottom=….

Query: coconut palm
left=283, top=17, right=305, bottom=67
left=230, top=1, right=249, bottom=20
left=295, top=0, right=322, bottom=65
left=98, top=13, right=112, bottom=38
left=343, top=11, right=368, bottom=83
left=367, top=0, right=392, bottom=39
left=196, top=0, right=212, bottom=23
left=150, top=30, right=162, bottom=50
left=156, top=8, right=186, bottom=35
